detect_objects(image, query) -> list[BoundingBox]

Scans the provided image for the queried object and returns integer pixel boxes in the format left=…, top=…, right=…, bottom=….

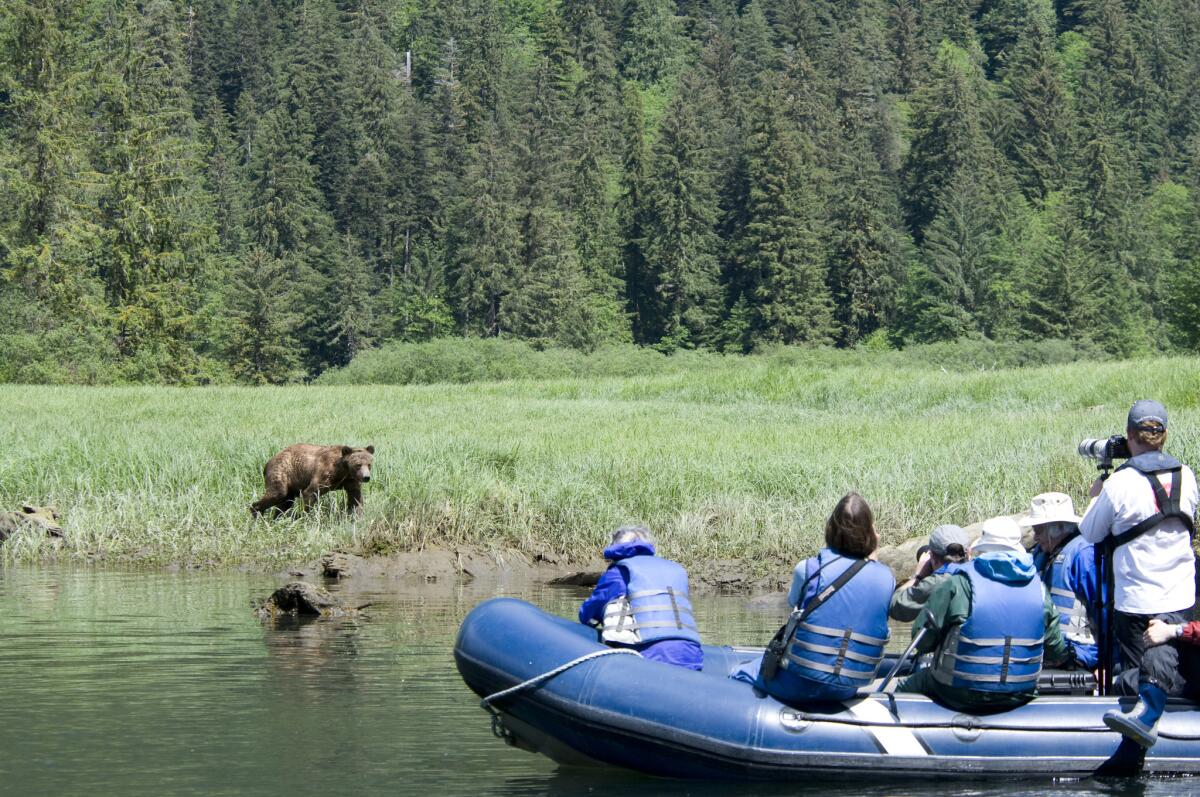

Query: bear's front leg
left=298, top=486, right=322, bottom=511
left=345, top=484, right=364, bottom=513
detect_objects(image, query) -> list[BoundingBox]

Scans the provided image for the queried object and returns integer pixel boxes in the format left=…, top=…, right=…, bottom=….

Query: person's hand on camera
left=1144, top=618, right=1179, bottom=647
left=1088, top=477, right=1104, bottom=499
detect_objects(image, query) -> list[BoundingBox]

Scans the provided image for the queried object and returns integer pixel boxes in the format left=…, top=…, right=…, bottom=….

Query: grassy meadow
left=2, top=352, right=1198, bottom=571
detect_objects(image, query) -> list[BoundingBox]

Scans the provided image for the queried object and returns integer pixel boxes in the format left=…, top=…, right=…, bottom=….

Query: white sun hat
left=1017, top=492, right=1081, bottom=528
left=971, top=516, right=1026, bottom=555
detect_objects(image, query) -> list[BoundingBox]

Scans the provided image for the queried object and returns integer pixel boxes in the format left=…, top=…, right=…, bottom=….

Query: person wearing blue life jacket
left=899, top=516, right=1069, bottom=713
left=578, top=525, right=702, bottom=670
left=731, top=493, right=895, bottom=704
left=1022, top=492, right=1100, bottom=671
left=1079, top=400, right=1199, bottom=749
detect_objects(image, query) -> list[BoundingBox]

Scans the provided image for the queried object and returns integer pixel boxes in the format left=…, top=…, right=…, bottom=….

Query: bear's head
left=340, top=446, right=375, bottom=483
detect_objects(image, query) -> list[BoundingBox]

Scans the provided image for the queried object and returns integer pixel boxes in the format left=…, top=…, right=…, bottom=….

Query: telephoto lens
left=1078, top=438, right=1109, bottom=460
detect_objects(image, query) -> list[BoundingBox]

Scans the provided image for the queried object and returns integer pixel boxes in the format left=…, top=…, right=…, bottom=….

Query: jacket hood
left=973, top=550, right=1037, bottom=584
left=603, top=540, right=656, bottom=561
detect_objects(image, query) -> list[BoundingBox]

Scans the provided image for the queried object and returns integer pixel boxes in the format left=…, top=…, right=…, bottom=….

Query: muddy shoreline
left=280, top=538, right=933, bottom=599
left=287, top=547, right=794, bottom=596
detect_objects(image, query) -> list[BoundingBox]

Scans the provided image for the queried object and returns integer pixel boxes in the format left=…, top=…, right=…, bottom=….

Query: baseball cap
left=1128, top=399, right=1168, bottom=431
left=928, top=524, right=969, bottom=557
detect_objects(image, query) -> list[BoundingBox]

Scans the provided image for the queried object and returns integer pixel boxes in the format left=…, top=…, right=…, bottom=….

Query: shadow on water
left=493, top=769, right=1156, bottom=797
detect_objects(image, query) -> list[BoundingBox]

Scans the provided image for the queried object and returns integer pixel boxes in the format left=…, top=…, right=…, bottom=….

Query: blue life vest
left=767, top=549, right=894, bottom=699
left=933, top=560, right=1046, bottom=694
left=601, top=555, right=700, bottom=645
left=1040, top=534, right=1097, bottom=668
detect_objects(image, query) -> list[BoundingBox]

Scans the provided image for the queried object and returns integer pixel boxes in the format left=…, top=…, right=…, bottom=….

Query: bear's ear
left=340, top=445, right=354, bottom=457
left=365, top=445, right=375, bottom=454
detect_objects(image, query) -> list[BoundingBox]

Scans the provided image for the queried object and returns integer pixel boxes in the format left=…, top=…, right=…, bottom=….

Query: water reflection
left=0, top=567, right=1181, bottom=796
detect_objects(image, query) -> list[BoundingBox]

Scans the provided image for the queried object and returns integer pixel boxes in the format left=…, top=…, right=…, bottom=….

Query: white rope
left=480, top=648, right=643, bottom=709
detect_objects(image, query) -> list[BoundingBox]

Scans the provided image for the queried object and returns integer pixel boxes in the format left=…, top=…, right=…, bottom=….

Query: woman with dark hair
left=732, top=493, right=895, bottom=703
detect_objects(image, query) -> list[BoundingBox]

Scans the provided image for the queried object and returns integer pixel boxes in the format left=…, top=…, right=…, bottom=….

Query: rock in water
left=255, top=582, right=363, bottom=619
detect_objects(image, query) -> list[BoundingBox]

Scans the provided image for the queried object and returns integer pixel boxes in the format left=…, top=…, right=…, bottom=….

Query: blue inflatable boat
left=454, top=598, right=1200, bottom=779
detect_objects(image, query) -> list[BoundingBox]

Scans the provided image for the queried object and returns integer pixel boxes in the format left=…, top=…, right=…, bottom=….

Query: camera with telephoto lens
left=1077, top=435, right=1131, bottom=470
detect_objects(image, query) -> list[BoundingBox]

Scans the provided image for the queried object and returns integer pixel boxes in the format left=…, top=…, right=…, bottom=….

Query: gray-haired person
left=578, top=526, right=703, bottom=670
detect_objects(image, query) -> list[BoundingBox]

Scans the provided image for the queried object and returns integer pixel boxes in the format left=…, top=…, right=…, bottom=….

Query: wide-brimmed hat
left=971, top=516, right=1026, bottom=555
left=1017, top=492, right=1081, bottom=528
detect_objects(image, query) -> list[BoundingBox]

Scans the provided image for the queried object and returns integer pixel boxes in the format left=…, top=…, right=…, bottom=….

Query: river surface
left=0, top=567, right=1179, bottom=796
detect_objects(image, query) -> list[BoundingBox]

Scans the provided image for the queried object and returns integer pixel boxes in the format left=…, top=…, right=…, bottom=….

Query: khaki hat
left=1017, top=492, right=1081, bottom=528
left=971, top=516, right=1026, bottom=555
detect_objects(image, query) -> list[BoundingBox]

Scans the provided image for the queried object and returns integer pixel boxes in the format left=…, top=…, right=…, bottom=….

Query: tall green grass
left=2, top=353, right=1196, bottom=571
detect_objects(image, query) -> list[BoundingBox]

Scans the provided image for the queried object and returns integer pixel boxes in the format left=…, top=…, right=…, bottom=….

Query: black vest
left=1109, top=452, right=1196, bottom=548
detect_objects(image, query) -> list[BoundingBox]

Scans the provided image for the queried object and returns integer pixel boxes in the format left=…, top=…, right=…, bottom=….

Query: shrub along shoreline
left=1, top=347, right=1196, bottom=572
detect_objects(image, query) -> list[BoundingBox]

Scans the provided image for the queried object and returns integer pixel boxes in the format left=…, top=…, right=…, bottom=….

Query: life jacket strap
left=942, top=651, right=1043, bottom=665
left=789, top=639, right=882, bottom=665
left=797, top=621, right=888, bottom=647
left=946, top=669, right=1041, bottom=684
left=1110, top=468, right=1196, bottom=548
left=958, top=633, right=1044, bottom=647
left=780, top=655, right=876, bottom=683
left=630, top=620, right=699, bottom=631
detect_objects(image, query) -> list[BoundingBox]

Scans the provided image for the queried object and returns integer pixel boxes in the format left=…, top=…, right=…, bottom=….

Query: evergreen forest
left=5, top=0, right=1200, bottom=384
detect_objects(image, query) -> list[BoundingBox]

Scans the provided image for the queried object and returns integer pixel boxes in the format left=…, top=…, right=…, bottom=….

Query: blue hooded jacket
left=579, top=540, right=703, bottom=670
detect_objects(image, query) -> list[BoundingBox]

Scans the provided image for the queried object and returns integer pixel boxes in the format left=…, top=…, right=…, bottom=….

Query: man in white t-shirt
left=1079, top=399, right=1199, bottom=748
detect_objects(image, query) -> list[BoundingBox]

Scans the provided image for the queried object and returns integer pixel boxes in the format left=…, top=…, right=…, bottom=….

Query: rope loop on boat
left=480, top=648, right=643, bottom=712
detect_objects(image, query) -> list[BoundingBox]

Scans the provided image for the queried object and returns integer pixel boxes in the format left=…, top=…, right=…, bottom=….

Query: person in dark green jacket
left=889, top=523, right=969, bottom=623
left=899, top=516, right=1069, bottom=713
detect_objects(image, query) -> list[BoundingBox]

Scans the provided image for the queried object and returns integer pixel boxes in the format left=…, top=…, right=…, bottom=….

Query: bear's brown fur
left=251, top=444, right=375, bottom=516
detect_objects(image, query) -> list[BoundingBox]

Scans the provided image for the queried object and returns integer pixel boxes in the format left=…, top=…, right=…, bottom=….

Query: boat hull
left=454, top=597, right=1200, bottom=779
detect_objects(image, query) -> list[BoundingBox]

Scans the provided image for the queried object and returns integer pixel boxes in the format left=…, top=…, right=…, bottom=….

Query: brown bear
left=251, top=444, right=375, bottom=517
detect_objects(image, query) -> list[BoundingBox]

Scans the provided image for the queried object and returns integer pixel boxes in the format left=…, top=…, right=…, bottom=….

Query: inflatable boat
left=454, top=598, right=1200, bottom=779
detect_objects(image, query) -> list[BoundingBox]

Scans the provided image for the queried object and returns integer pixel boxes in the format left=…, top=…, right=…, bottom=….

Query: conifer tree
left=901, top=170, right=1000, bottom=342
left=1000, top=1, right=1070, bottom=202
left=0, top=0, right=100, bottom=323
left=282, top=0, right=358, bottom=221
left=735, top=91, right=834, bottom=345
left=620, top=0, right=683, bottom=85
left=642, top=72, right=722, bottom=347
left=327, top=233, right=376, bottom=367
left=507, top=54, right=608, bottom=348
left=829, top=131, right=908, bottom=345
left=89, top=0, right=216, bottom=381
left=903, top=42, right=991, bottom=238
left=887, top=0, right=924, bottom=94
left=733, top=2, right=775, bottom=93
left=199, top=97, right=246, bottom=255
left=226, top=247, right=301, bottom=384
left=447, top=122, right=519, bottom=335
left=618, top=84, right=655, bottom=343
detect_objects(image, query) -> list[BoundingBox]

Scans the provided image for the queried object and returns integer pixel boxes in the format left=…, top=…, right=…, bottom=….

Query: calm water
left=0, top=567, right=1179, bottom=796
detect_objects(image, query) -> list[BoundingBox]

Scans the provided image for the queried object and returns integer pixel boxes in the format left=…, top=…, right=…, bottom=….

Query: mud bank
left=288, top=547, right=790, bottom=596
left=289, top=515, right=1028, bottom=600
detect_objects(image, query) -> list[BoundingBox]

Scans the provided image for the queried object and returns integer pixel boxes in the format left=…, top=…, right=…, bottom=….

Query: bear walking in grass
left=251, top=444, right=375, bottom=516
